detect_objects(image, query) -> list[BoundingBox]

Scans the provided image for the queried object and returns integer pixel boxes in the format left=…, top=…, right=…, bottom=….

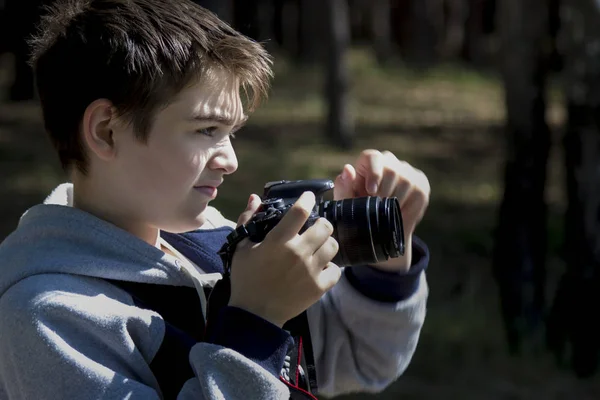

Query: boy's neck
left=71, top=176, right=160, bottom=248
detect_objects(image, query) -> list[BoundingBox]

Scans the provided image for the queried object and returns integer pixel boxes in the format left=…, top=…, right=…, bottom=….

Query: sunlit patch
left=188, top=68, right=246, bottom=127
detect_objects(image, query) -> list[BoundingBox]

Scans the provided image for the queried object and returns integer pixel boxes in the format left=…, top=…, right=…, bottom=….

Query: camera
left=218, top=179, right=405, bottom=269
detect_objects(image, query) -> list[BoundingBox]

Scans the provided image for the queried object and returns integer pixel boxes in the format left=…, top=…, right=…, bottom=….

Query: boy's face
left=106, top=69, right=244, bottom=233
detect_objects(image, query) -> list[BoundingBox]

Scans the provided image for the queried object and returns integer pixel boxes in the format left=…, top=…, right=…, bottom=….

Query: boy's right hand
left=228, top=191, right=342, bottom=328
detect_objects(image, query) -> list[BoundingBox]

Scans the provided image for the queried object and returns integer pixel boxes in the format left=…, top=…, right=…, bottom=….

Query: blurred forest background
left=2, top=0, right=600, bottom=399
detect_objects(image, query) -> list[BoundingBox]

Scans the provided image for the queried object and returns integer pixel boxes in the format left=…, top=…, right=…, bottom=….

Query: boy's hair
left=29, top=0, right=273, bottom=174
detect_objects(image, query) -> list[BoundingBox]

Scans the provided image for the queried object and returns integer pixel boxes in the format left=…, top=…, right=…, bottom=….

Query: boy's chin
left=159, top=213, right=207, bottom=234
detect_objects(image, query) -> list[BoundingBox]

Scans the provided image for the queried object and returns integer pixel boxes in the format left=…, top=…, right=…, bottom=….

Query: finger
left=355, top=149, right=384, bottom=196
left=378, top=167, right=400, bottom=198
left=236, top=194, right=262, bottom=227
left=391, top=161, right=423, bottom=204
left=398, top=168, right=430, bottom=207
left=316, top=262, right=342, bottom=292
left=231, top=237, right=255, bottom=253
left=352, top=173, right=369, bottom=198
left=399, top=188, right=430, bottom=234
left=333, top=164, right=357, bottom=200
left=267, top=191, right=315, bottom=243
left=392, top=179, right=412, bottom=204
left=377, top=151, right=401, bottom=197
left=414, top=168, right=431, bottom=201
left=311, top=236, right=339, bottom=270
left=301, top=218, right=335, bottom=256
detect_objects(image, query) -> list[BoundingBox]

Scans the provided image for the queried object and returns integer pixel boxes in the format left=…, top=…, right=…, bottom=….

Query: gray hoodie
left=0, top=183, right=428, bottom=399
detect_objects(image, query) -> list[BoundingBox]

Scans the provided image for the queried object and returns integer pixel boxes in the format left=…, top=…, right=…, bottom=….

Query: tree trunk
left=440, top=0, right=468, bottom=60
left=492, top=0, right=550, bottom=355
left=370, top=0, right=394, bottom=64
left=463, top=0, right=493, bottom=66
left=3, top=0, right=45, bottom=101
left=280, top=0, right=301, bottom=59
left=197, top=0, right=234, bottom=24
left=408, top=0, right=444, bottom=67
left=298, top=0, right=326, bottom=64
left=389, top=0, right=412, bottom=59
left=0, top=1, right=6, bottom=55
left=255, top=0, right=277, bottom=51
left=546, top=0, right=600, bottom=378
left=325, top=0, right=353, bottom=148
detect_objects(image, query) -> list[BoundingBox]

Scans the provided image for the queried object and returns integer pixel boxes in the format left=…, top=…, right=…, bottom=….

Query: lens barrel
left=320, top=196, right=405, bottom=267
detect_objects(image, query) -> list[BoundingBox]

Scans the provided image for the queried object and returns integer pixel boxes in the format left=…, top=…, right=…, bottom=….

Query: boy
left=0, top=0, right=431, bottom=399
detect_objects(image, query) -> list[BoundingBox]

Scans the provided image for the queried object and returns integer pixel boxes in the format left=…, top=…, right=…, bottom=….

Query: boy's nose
left=209, top=141, right=238, bottom=174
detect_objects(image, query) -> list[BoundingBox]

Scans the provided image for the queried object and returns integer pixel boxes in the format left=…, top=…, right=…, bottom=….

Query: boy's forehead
left=174, top=69, right=245, bottom=123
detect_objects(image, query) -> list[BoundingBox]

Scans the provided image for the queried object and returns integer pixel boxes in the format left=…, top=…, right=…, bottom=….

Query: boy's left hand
left=333, top=149, right=430, bottom=273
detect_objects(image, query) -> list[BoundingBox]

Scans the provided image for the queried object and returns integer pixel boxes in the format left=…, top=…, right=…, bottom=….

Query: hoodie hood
left=0, top=183, right=196, bottom=298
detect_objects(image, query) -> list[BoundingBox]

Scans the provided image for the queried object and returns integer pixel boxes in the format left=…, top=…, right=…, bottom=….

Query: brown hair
left=29, top=0, right=272, bottom=174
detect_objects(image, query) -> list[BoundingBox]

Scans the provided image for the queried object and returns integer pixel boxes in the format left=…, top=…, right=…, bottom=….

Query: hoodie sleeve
left=307, top=236, right=429, bottom=397
left=0, top=274, right=289, bottom=400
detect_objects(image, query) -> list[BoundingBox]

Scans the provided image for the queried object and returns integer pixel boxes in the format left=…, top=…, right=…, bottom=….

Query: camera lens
left=320, top=197, right=405, bottom=267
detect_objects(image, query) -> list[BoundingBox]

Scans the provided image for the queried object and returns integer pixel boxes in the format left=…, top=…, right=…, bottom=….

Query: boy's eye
left=195, top=127, right=218, bottom=137
left=195, top=126, right=238, bottom=140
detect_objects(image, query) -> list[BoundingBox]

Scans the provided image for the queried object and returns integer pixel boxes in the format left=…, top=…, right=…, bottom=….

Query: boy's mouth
left=193, top=181, right=222, bottom=199
left=194, top=186, right=218, bottom=198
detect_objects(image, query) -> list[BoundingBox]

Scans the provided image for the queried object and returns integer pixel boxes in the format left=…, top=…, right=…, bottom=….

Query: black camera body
left=218, top=179, right=405, bottom=270
left=241, top=179, right=335, bottom=243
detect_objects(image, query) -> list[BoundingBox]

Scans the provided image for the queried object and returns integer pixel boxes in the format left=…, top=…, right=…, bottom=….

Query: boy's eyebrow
left=190, top=113, right=248, bottom=129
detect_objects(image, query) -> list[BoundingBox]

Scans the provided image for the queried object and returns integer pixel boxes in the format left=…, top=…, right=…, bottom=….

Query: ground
left=1, top=50, right=599, bottom=399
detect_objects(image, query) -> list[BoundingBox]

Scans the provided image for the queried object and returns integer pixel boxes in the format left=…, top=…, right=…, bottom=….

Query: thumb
left=237, top=194, right=261, bottom=227
left=333, top=164, right=357, bottom=200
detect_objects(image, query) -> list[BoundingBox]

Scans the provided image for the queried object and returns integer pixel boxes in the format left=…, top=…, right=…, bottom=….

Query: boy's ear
left=81, top=99, right=118, bottom=162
